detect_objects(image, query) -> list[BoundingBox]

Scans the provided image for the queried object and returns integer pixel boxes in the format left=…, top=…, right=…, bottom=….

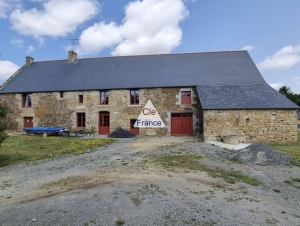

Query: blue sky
left=1, top=0, right=300, bottom=93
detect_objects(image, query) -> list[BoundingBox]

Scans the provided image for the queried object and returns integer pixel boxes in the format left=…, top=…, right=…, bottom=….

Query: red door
left=99, top=112, right=110, bottom=134
left=130, top=119, right=139, bottom=135
left=24, top=117, right=33, bottom=128
left=171, top=113, right=193, bottom=135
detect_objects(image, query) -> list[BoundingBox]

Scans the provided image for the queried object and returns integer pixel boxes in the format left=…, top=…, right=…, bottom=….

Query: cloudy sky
left=1, top=0, right=300, bottom=93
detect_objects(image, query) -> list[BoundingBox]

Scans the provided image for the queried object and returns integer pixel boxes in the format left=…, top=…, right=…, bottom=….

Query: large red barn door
left=171, top=113, right=193, bottom=136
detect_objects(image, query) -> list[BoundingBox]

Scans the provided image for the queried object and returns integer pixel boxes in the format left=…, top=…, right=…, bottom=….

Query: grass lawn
left=0, top=135, right=115, bottom=167
left=268, top=131, right=300, bottom=161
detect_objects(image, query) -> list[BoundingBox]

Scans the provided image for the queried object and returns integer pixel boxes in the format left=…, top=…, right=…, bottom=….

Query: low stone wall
left=203, top=109, right=298, bottom=143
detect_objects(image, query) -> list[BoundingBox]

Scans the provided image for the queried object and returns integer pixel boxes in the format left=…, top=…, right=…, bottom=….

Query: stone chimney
left=68, top=50, right=77, bottom=62
left=26, top=56, right=34, bottom=66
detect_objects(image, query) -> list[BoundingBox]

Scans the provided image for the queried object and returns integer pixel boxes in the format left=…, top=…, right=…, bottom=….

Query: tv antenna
left=0, top=53, right=14, bottom=70
left=65, top=38, right=79, bottom=50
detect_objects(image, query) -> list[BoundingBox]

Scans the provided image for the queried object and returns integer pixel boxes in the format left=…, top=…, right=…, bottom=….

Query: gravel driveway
left=0, top=136, right=299, bottom=226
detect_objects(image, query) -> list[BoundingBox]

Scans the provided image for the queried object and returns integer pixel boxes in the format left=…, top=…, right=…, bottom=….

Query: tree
left=278, top=86, right=300, bottom=107
left=0, top=103, right=12, bottom=145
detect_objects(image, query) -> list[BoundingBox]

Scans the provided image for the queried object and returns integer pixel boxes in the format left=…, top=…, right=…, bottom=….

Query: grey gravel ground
left=227, top=143, right=293, bottom=165
left=0, top=136, right=300, bottom=226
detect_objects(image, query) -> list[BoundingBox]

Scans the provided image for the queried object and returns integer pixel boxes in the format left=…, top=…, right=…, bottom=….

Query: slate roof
left=196, top=84, right=299, bottom=109
left=0, top=50, right=298, bottom=109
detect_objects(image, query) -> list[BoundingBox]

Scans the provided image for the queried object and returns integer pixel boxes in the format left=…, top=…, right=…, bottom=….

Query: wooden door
left=99, top=112, right=110, bottom=134
left=24, top=117, right=33, bottom=128
left=130, top=119, right=139, bottom=135
left=171, top=113, right=193, bottom=135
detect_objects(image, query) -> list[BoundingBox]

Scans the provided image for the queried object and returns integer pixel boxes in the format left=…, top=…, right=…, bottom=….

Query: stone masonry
left=1, top=88, right=298, bottom=143
left=1, top=87, right=201, bottom=136
left=203, top=109, right=298, bottom=143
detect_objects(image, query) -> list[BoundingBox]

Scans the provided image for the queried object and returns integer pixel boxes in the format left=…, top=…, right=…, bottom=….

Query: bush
left=0, top=103, right=14, bottom=145
left=107, top=126, right=136, bottom=138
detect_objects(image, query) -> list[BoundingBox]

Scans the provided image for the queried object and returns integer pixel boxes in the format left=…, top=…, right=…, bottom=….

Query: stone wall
left=0, top=94, right=19, bottom=131
left=203, top=109, right=298, bottom=143
left=0, top=87, right=201, bottom=135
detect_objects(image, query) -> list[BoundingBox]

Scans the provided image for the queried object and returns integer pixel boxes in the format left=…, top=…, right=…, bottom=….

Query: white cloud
left=26, top=45, right=35, bottom=53
left=292, top=77, right=300, bottom=85
left=11, top=38, right=24, bottom=48
left=241, top=45, right=254, bottom=51
left=0, top=61, right=20, bottom=81
left=9, top=0, right=99, bottom=38
left=270, top=82, right=284, bottom=91
left=78, top=0, right=189, bottom=56
left=257, top=45, right=300, bottom=71
left=79, top=22, right=122, bottom=54
left=0, top=0, right=20, bottom=18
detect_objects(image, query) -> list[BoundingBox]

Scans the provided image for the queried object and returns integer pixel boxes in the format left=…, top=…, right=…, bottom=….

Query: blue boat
left=23, top=127, right=68, bottom=136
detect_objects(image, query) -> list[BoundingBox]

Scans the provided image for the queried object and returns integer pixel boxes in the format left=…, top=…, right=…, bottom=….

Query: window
left=130, top=89, right=139, bottom=105
left=60, top=92, right=64, bottom=98
left=100, top=91, right=109, bottom=105
left=22, top=94, right=32, bottom=108
left=181, top=91, right=191, bottom=104
left=77, top=113, right=86, bottom=127
left=79, top=95, right=83, bottom=103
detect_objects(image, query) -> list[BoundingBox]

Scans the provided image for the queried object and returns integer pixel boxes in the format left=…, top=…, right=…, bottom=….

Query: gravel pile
left=227, top=143, right=293, bottom=165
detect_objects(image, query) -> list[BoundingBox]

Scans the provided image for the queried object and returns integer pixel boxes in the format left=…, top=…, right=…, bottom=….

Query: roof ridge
left=197, top=83, right=266, bottom=87
left=32, top=50, right=248, bottom=63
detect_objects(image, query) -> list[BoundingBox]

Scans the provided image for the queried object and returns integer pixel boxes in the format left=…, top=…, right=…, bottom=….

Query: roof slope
left=1, top=51, right=264, bottom=93
left=0, top=50, right=298, bottom=109
left=196, top=84, right=299, bottom=109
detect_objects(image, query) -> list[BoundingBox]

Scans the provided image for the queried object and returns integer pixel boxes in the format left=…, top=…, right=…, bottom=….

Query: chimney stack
left=26, top=56, right=34, bottom=66
left=68, top=50, right=77, bottom=62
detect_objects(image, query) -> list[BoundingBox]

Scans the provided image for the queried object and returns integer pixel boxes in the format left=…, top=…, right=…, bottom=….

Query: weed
left=292, top=178, right=300, bottom=182
left=40, top=176, right=85, bottom=190
left=131, top=196, right=142, bottom=206
left=284, top=180, right=292, bottom=184
left=152, top=153, right=263, bottom=186
left=212, top=183, right=226, bottom=189
left=116, top=219, right=125, bottom=225
left=273, top=189, right=280, bottom=193
left=229, top=158, right=243, bottom=164
left=291, top=160, right=300, bottom=167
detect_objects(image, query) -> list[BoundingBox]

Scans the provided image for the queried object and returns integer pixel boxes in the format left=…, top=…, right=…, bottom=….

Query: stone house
left=0, top=50, right=298, bottom=142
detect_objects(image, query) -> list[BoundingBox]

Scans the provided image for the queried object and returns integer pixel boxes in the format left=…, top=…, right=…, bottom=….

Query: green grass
left=268, top=131, right=300, bottom=162
left=0, top=136, right=115, bottom=167
left=116, top=220, right=125, bottom=226
left=152, top=153, right=263, bottom=186
left=292, top=178, right=300, bottom=182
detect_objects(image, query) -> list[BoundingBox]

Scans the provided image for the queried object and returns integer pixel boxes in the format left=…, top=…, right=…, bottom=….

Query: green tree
left=278, top=86, right=300, bottom=107
left=0, top=103, right=12, bottom=145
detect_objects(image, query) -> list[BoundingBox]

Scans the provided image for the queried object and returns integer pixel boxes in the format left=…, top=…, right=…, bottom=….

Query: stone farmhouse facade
left=0, top=50, right=298, bottom=142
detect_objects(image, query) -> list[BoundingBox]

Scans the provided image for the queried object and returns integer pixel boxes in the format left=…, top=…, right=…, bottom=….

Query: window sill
left=129, top=104, right=141, bottom=107
left=98, top=105, right=109, bottom=107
